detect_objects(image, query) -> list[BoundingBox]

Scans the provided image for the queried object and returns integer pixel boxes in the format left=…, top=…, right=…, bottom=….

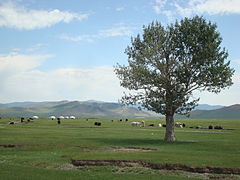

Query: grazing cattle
left=158, top=123, right=162, bottom=127
left=196, top=126, right=202, bottom=129
left=57, top=118, right=61, bottom=125
left=148, top=124, right=155, bottom=127
left=119, top=119, right=122, bottom=122
left=125, top=119, right=128, bottom=122
left=141, top=120, right=145, bottom=127
left=20, top=117, right=24, bottom=123
left=111, top=120, right=114, bottom=122
left=9, top=121, right=21, bottom=125
left=27, top=117, right=34, bottom=122
left=131, top=122, right=140, bottom=126
left=209, top=125, right=213, bottom=129
left=175, top=122, right=184, bottom=128
left=94, top=122, right=101, bottom=126
left=162, top=124, right=166, bottom=127
left=214, top=126, right=223, bottom=129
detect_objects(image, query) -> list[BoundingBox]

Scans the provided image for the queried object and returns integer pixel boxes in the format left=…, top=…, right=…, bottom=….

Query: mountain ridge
left=188, top=104, right=240, bottom=119
left=0, top=101, right=238, bottom=119
left=0, top=101, right=159, bottom=118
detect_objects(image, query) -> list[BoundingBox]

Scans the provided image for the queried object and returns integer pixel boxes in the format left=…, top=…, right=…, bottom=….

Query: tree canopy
left=115, top=16, right=234, bottom=142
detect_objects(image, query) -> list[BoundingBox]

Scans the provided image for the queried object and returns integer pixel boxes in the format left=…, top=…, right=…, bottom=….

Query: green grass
left=0, top=117, right=239, bottom=179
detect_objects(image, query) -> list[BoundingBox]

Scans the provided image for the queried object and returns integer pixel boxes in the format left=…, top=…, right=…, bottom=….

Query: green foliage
left=115, top=16, right=234, bottom=117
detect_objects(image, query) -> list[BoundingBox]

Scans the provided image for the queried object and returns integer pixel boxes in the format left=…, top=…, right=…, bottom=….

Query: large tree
left=115, top=16, right=234, bottom=142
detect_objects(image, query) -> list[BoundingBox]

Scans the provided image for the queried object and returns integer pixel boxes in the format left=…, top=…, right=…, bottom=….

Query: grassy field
left=0, top=117, right=239, bottom=179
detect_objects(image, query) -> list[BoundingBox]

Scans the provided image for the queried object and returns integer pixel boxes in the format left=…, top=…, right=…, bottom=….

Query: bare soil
left=74, top=146, right=157, bottom=152
left=72, top=160, right=240, bottom=175
left=114, top=147, right=157, bottom=152
left=0, top=144, right=20, bottom=148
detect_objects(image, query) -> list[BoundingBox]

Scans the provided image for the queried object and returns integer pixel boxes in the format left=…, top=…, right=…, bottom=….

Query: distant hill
left=0, top=101, right=238, bottom=119
left=194, top=104, right=224, bottom=110
left=189, top=104, right=240, bottom=119
left=0, top=101, right=68, bottom=107
left=0, top=101, right=159, bottom=118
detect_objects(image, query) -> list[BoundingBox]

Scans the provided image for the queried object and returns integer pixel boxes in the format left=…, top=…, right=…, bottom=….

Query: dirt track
left=72, top=160, right=240, bottom=175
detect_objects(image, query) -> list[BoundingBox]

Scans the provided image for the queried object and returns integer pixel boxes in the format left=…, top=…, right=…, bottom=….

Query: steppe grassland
left=0, top=117, right=239, bottom=180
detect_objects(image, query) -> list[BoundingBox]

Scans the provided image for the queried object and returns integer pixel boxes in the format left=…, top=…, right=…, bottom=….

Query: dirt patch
left=74, top=146, right=157, bottom=152
left=71, top=160, right=240, bottom=175
left=114, top=147, right=157, bottom=152
left=0, top=144, right=20, bottom=148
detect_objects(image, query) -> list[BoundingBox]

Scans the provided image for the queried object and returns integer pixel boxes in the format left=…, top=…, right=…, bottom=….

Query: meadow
left=0, top=117, right=239, bottom=180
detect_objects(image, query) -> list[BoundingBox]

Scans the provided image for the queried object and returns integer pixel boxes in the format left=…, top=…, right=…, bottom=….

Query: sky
left=0, top=0, right=239, bottom=105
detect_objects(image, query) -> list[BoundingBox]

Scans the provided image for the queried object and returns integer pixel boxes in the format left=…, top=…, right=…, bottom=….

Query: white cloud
left=0, top=2, right=89, bottom=30
left=58, top=34, right=94, bottom=42
left=116, top=7, right=125, bottom=11
left=153, top=0, right=167, bottom=14
left=153, top=0, right=240, bottom=18
left=235, top=59, right=240, bottom=65
left=26, top=43, right=45, bottom=52
left=0, top=53, right=49, bottom=74
left=59, top=25, right=133, bottom=42
left=194, top=72, right=240, bottom=106
left=99, top=26, right=133, bottom=37
left=0, top=52, right=124, bottom=103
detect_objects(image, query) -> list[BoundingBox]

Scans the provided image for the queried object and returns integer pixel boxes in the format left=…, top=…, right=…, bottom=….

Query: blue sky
left=0, top=0, right=239, bottom=105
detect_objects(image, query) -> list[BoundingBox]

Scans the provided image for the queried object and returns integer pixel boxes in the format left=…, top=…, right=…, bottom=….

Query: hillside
left=0, top=101, right=238, bottom=119
left=189, top=104, right=240, bottom=119
left=0, top=101, right=159, bottom=118
left=194, top=104, right=224, bottom=110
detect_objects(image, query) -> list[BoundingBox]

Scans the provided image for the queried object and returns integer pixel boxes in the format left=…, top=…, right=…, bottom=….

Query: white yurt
left=49, top=116, right=56, bottom=119
left=70, top=116, right=76, bottom=119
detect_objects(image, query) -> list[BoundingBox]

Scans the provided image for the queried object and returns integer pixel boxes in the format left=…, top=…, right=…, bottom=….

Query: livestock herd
left=7, top=117, right=224, bottom=130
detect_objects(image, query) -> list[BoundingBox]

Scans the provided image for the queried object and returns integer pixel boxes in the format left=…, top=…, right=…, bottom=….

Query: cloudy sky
left=0, top=0, right=239, bottom=105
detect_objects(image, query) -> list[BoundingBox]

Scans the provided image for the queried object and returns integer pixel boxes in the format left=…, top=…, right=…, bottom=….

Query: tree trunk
left=164, top=114, right=176, bottom=142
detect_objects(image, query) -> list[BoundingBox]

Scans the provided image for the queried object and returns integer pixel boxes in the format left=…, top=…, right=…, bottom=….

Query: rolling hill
left=0, top=101, right=159, bottom=118
left=189, top=104, right=240, bottom=119
left=194, top=104, right=224, bottom=110
left=0, top=101, right=238, bottom=119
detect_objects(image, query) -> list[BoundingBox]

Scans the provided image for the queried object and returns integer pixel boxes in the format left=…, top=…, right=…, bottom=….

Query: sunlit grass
left=0, top=117, right=239, bottom=179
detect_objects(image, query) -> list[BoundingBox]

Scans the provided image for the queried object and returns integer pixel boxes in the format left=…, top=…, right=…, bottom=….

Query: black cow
left=94, top=122, right=101, bottom=126
left=57, top=118, right=61, bottom=125
left=209, top=125, right=213, bottom=129
left=20, top=117, right=24, bottom=123
left=214, top=126, right=223, bottom=129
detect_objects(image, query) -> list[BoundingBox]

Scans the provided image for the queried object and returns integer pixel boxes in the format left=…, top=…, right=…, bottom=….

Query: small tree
left=115, top=16, right=234, bottom=142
